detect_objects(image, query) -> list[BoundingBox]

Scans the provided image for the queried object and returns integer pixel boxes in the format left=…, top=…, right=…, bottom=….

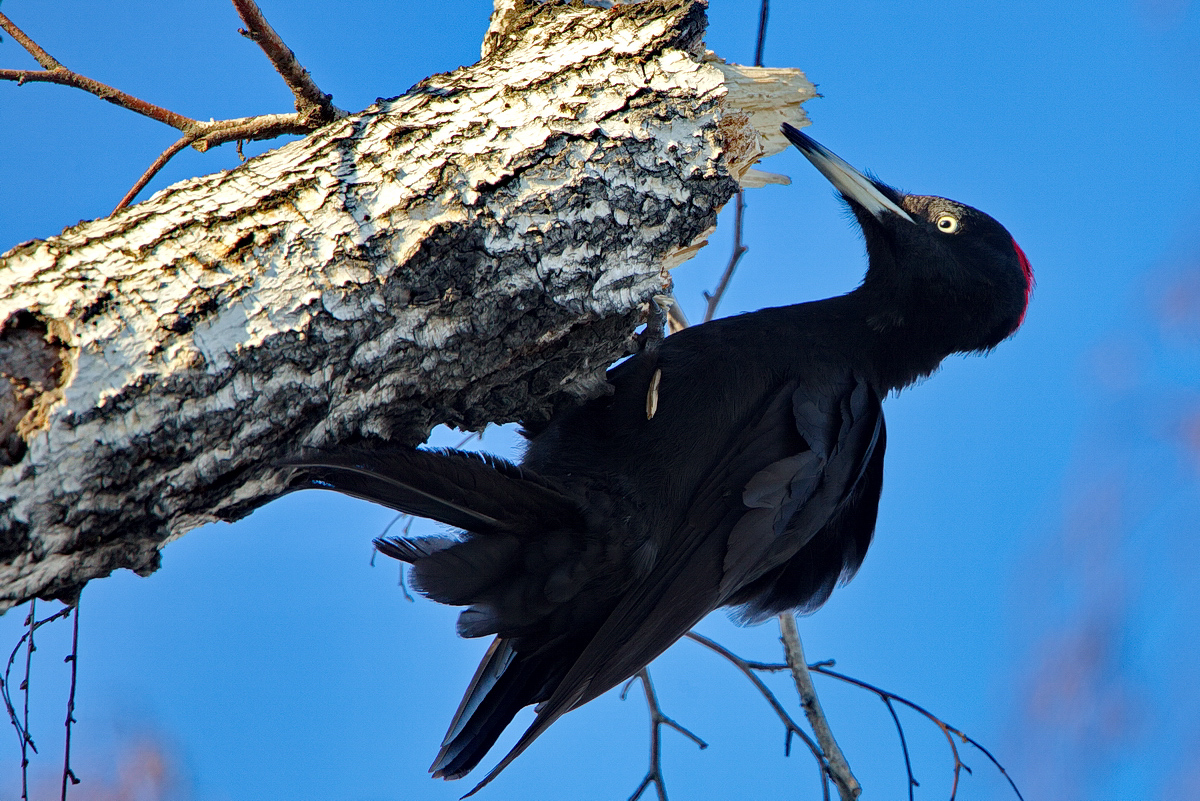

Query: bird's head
left=782, top=124, right=1033, bottom=355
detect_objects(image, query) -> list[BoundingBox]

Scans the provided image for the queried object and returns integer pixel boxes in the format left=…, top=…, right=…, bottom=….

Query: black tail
left=289, top=445, right=588, bottom=625
left=286, top=445, right=589, bottom=782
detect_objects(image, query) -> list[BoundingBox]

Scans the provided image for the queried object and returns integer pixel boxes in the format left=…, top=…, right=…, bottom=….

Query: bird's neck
left=813, top=287, right=963, bottom=395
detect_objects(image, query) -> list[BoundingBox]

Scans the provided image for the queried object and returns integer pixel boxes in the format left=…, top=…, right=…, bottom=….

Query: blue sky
left=2, top=1, right=1199, bottom=799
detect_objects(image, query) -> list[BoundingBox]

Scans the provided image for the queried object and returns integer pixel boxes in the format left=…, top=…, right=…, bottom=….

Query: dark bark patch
left=0, top=310, right=75, bottom=466
left=78, top=290, right=113, bottom=324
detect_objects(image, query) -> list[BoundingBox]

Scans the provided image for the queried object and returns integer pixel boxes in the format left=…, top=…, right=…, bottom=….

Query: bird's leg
left=639, top=295, right=673, bottom=419
left=637, top=294, right=673, bottom=353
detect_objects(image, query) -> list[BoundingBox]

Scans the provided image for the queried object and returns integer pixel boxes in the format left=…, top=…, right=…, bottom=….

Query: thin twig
left=373, top=515, right=414, bottom=601
left=109, top=111, right=319, bottom=212
left=621, top=669, right=707, bottom=801
left=883, top=696, right=918, bottom=801
left=738, top=648, right=1019, bottom=801
left=752, top=0, right=769, bottom=68
left=372, top=430, right=481, bottom=600
left=808, top=663, right=1025, bottom=801
left=20, top=599, right=35, bottom=801
left=455, top=431, right=484, bottom=449
left=2, top=605, right=73, bottom=781
left=1, top=7, right=343, bottom=211
left=700, top=0, right=768, bottom=323
left=778, top=614, right=861, bottom=800
left=684, top=632, right=829, bottom=801
left=396, top=517, right=417, bottom=602
left=702, top=191, right=747, bottom=323
left=0, top=65, right=197, bottom=129
left=231, top=0, right=343, bottom=121
left=0, top=12, right=196, bottom=129
left=60, top=600, right=81, bottom=800
left=113, top=134, right=198, bottom=212
left=376, top=513, right=408, bottom=544
left=0, top=12, right=62, bottom=68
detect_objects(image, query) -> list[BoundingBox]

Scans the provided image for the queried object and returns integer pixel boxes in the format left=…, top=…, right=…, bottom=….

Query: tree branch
left=20, top=599, right=34, bottom=801
left=112, top=135, right=199, bottom=213
left=0, top=0, right=815, bottom=611
left=808, top=662, right=1026, bottom=801
left=702, top=190, right=747, bottom=322
left=59, top=600, right=81, bottom=800
left=622, top=669, right=708, bottom=801
left=881, top=695, right=919, bottom=801
left=684, top=631, right=830, bottom=801
left=1, top=4, right=345, bottom=211
left=703, top=634, right=1024, bottom=801
left=0, top=8, right=197, bottom=131
left=752, top=0, right=770, bottom=68
left=231, top=0, right=344, bottom=122
left=2, top=604, right=72, bottom=771
left=0, top=12, right=61, bottom=69
left=778, top=614, right=861, bottom=800
left=108, top=110, right=327, bottom=212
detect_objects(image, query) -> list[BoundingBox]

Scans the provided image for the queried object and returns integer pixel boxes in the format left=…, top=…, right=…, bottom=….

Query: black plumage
left=287, top=123, right=1033, bottom=793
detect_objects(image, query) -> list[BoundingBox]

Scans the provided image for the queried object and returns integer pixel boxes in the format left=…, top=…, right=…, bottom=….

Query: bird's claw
left=638, top=296, right=671, bottom=352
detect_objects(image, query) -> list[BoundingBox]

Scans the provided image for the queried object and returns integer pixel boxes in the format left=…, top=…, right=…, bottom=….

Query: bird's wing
left=728, top=409, right=885, bottom=621
left=462, top=377, right=883, bottom=794
left=283, top=447, right=585, bottom=535
left=719, top=373, right=885, bottom=600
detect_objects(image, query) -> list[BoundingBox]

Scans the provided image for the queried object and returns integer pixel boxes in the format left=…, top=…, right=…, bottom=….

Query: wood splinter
left=646, top=368, right=662, bottom=420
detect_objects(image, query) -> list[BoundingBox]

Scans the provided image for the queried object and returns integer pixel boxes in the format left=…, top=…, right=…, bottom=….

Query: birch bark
left=0, top=0, right=814, bottom=611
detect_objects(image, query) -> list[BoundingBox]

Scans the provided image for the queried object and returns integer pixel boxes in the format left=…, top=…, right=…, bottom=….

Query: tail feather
left=285, top=447, right=583, bottom=535
left=430, top=640, right=565, bottom=782
left=373, top=535, right=456, bottom=563
left=440, top=639, right=517, bottom=749
left=405, top=534, right=522, bottom=607
left=375, top=535, right=529, bottom=637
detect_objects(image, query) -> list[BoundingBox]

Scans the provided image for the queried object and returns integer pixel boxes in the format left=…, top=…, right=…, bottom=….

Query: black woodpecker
left=288, top=122, right=1034, bottom=794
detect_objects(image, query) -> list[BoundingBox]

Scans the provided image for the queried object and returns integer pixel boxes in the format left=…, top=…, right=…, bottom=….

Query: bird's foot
left=637, top=294, right=673, bottom=353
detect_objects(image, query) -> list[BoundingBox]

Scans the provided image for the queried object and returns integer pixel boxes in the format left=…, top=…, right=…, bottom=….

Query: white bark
left=0, top=0, right=814, bottom=612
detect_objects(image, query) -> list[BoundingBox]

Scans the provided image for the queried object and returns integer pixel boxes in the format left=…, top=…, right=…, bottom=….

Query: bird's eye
left=935, top=213, right=960, bottom=233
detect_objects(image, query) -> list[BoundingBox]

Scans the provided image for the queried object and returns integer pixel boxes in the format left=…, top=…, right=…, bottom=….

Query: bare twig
left=20, top=599, right=35, bottom=801
left=454, top=430, right=484, bottom=449
left=725, top=640, right=1018, bottom=801
left=113, top=134, right=199, bottom=212
left=2, top=604, right=73, bottom=786
left=622, top=669, right=707, bottom=801
left=808, top=663, right=1025, bottom=801
left=231, top=0, right=343, bottom=122
left=701, top=0, right=768, bottom=323
left=882, top=695, right=919, bottom=801
left=107, top=110, right=327, bottom=212
left=0, top=12, right=60, bottom=69
left=752, top=0, right=769, bottom=67
left=60, top=599, right=81, bottom=800
left=0, top=7, right=343, bottom=212
left=702, top=191, right=748, bottom=323
left=0, top=12, right=195, bottom=131
left=374, top=515, right=417, bottom=602
left=684, top=631, right=830, bottom=801
left=778, top=614, right=861, bottom=800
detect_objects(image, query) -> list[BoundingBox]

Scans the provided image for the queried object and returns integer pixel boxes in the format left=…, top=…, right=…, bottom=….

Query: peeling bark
left=0, top=0, right=814, bottom=612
